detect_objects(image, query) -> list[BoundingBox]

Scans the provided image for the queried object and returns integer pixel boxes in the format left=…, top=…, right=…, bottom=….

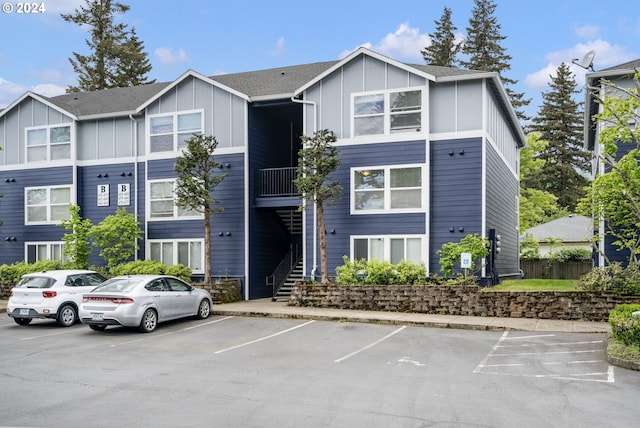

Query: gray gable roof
left=33, top=53, right=500, bottom=119
left=522, top=215, right=593, bottom=243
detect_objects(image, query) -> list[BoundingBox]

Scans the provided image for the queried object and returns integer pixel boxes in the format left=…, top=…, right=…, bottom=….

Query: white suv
left=7, top=270, right=107, bottom=327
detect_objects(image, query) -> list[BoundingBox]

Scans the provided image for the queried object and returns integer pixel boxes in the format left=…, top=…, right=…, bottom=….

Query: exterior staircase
left=272, top=259, right=304, bottom=302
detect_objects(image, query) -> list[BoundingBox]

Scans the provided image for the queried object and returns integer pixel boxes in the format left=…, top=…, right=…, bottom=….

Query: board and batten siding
left=0, top=97, right=74, bottom=166
left=303, top=53, right=427, bottom=139
left=144, top=76, right=246, bottom=150
left=429, top=80, right=483, bottom=134
left=76, top=117, right=137, bottom=161
left=429, top=138, right=482, bottom=275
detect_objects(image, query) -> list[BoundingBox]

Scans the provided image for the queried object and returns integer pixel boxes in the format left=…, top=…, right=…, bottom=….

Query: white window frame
left=351, top=88, right=424, bottom=138
left=147, top=179, right=202, bottom=220
left=147, top=109, right=204, bottom=154
left=25, top=241, right=67, bottom=264
left=351, top=235, right=426, bottom=265
left=147, top=239, right=204, bottom=273
left=351, top=164, right=425, bottom=214
left=25, top=185, right=72, bottom=225
left=25, top=124, right=72, bottom=163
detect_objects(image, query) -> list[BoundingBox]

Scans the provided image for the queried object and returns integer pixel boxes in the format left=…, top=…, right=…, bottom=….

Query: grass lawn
left=491, top=278, right=578, bottom=291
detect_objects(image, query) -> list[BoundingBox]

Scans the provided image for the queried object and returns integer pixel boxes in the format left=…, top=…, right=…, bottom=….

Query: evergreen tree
left=460, top=0, right=530, bottom=121
left=421, top=6, right=461, bottom=67
left=61, top=0, right=155, bottom=92
left=528, top=63, right=590, bottom=211
left=174, top=134, right=227, bottom=284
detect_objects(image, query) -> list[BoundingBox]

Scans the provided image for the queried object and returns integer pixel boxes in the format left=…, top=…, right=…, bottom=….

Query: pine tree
left=527, top=63, right=590, bottom=211
left=421, top=6, right=461, bottom=67
left=61, top=0, right=155, bottom=92
left=460, top=0, right=530, bottom=121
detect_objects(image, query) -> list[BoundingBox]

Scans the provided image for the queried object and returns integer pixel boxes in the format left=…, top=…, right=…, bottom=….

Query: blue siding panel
left=304, top=140, right=427, bottom=279
left=485, top=143, right=520, bottom=276
left=430, top=138, right=482, bottom=274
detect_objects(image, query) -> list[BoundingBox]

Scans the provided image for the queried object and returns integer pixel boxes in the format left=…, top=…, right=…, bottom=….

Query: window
left=26, top=125, right=71, bottom=162
left=149, top=111, right=203, bottom=153
left=148, top=239, right=203, bottom=273
left=26, top=242, right=67, bottom=263
left=352, top=165, right=424, bottom=213
left=148, top=179, right=200, bottom=219
left=353, top=89, right=422, bottom=137
left=25, top=186, right=71, bottom=224
left=353, top=236, right=424, bottom=264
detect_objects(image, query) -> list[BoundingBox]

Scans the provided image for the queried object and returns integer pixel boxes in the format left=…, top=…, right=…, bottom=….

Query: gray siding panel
left=430, top=138, right=483, bottom=274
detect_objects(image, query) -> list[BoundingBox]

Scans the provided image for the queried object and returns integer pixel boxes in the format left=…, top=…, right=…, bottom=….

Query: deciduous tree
left=88, top=208, right=142, bottom=271
left=60, top=204, right=93, bottom=269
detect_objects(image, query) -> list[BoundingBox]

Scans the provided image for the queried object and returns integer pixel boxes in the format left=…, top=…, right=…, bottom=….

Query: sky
left=0, top=0, right=639, bottom=119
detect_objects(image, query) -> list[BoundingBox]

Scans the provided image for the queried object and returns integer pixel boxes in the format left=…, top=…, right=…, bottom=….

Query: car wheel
left=89, top=325, right=107, bottom=331
left=14, top=317, right=32, bottom=326
left=56, top=304, right=77, bottom=327
left=196, top=299, right=211, bottom=319
left=138, top=308, right=158, bottom=333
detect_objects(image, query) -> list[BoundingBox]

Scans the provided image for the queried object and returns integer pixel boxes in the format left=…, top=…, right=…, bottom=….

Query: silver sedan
left=79, top=275, right=212, bottom=333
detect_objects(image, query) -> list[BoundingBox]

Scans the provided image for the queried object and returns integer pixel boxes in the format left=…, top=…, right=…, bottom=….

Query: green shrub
left=609, top=304, right=640, bottom=346
left=110, top=260, right=192, bottom=283
left=335, top=256, right=426, bottom=285
left=577, top=263, right=640, bottom=295
left=550, top=247, right=592, bottom=262
left=0, top=260, right=63, bottom=283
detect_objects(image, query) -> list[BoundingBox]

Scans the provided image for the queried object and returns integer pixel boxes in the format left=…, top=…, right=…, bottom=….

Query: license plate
left=91, top=313, right=104, bottom=321
left=20, top=308, right=30, bottom=316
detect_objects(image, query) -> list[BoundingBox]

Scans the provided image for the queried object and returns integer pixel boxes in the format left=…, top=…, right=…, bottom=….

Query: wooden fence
left=520, top=259, right=593, bottom=280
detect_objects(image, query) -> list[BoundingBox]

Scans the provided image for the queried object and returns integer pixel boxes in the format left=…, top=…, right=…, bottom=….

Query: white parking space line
left=20, top=328, right=85, bottom=341
left=473, top=331, right=614, bottom=383
left=334, top=326, right=407, bottom=363
left=110, top=316, right=234, bottom=347
left=214, top=320, right=316, bottom=354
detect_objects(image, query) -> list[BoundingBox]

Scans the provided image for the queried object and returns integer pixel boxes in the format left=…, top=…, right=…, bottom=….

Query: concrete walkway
left=0, top=298, right=610, bottom=333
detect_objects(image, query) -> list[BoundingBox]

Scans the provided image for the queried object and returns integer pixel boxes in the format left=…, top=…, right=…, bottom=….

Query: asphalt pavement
left=0, top=298, right=610, bottom=333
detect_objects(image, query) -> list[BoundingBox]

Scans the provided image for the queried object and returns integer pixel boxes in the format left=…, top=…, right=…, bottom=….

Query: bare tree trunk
left=316, top=202, right=329, bottom=284
left=204, top=211, right=212, bottom=284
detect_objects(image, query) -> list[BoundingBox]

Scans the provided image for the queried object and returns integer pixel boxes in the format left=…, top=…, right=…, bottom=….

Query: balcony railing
left=256, top=167, right=299, bottom=198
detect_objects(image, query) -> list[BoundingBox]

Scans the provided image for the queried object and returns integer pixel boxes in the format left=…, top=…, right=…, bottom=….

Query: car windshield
left=16, top=276, right=54, bottom=288
left=92, top=278, right=140, bottom=293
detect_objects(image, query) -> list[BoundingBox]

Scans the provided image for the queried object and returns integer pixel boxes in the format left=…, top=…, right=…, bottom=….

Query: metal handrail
left=256, top=167, right=299, bottom=197
left=267, top=241, right=302, bottom=299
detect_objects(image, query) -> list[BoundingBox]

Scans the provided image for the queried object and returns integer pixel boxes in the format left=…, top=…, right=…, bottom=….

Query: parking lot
left=1, top=314, right=638, bottom=428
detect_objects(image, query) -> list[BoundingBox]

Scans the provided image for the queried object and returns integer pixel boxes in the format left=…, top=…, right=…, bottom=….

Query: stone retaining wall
left=290, top=284, right=640, bottom=322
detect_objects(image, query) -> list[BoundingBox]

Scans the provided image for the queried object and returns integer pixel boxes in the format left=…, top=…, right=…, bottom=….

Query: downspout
left=291, top=96, right=318, bottom=279
left=129, top=114, right=140, bottom=261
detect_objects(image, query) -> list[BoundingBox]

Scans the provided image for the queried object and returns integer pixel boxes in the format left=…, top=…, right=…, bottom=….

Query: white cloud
left=524, top=39, right=638, bottom=90
left=0, top=78, right=28, bottom=108
left=268, top=37, right=286, bottom=57
left=154, top=47, right=190, bottom=66
left=32, top=83, right=67, bottom=98
left=341, top=22, right=430, bottom=62
left=573, top=24, right=600, bottom=39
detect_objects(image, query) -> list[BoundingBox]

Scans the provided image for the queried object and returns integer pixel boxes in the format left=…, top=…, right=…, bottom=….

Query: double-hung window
left=25, top=186, right=72, bottom=224
left=148, top=239, right=204, bottom=273
left=149, top=179, right=200, bottom=219
left=26, top=125, right=71, bottom=162
left=353, top=89, right=422, bottom=137
left=353, top=236, right=424, bottom=264
left=352, top=165, right=424, bottom=213
left=149, top=110, right=203, bottom=153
